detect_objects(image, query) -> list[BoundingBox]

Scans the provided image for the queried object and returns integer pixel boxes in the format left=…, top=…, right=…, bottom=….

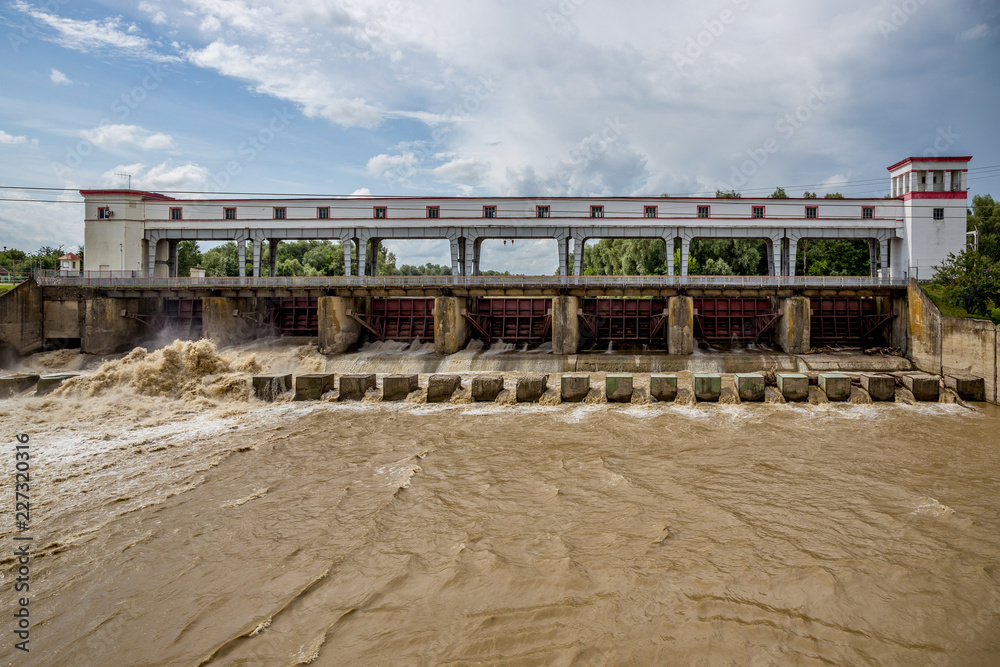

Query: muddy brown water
left=1, top=340, right=999, bottom=665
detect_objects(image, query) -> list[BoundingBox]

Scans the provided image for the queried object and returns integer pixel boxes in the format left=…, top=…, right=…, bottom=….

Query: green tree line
left=931, top=194, right=1000, bottom=321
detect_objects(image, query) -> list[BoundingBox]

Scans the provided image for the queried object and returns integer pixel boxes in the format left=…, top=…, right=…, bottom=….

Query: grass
left=0, top=283, right=15, bottom=293
left=922, top=283, right=1000, bottom=324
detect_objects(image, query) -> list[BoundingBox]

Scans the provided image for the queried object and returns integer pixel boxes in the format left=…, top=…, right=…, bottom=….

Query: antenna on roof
left=115, top=171, right=132, bottom=189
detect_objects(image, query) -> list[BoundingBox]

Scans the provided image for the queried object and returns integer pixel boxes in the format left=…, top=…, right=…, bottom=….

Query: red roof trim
left=79, top=189, right=175, bottom=200
left=886, top=156, right=973, bottom=171
left=901, top=191, right=967, bottom=201
left=59, top=253, right=82, bottom=260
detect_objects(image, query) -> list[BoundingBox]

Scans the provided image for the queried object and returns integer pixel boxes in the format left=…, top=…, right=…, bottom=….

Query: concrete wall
left=0, top=280, right=43, bottom=357
left=318, top=296, right=361, bottom=354
left=667, top=296, right=694, bottom=355
left=777, top=296, right=810, bottom=354
left=81, top=297, right=147, bottom=354
left=202, top=297, right=258, bottom=347
left=551, top=296, right=581, bottom=355
left=908, top=281, right=999, bottom=404
left=434, top=297, right=470, bottom=355
left=44, top=299, right=81, bottom=339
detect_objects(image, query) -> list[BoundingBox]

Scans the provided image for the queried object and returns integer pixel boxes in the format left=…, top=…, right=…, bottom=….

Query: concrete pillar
left=574, top=236, right=586, bottom=276
left=879, top=238, right=889, bottom=277
left=357, top=238, right=367, bottom=277
left=667, top=296, right=694, bottom=355
left=168, top=240, right=178, bottom=277
left=153, top=239, right=170, bottom=278
left=788, top=238, right=799, bottom=277
left=680, top=237, right=690, bottom=276
left=463, top=237, right=475, bottom=276
left=365, top=238, right=380, bottom=277
left=317, top=296, right=362, bottom=354
left=0, top=279, right=43, bottom=356
left=557, top=236, right=569, bottom=276
left=252, top=239, right=262, bottom=277
left=473, top=238, right=482, bottom=276
left=777, top=296, right=810, bottom=354
left=202, top=297, right=255, bottom=346
left=891, top=292, right=908, bottom=353
left=868, top=239, right=877, bottom=277
left=343, top=239, right=353, bottom=277
left=237, top=240, right=247, bottom=278
left=770, top=238, right=782, bottom=277
left=664, top=237, right=675, bottom=277
left=551, top=296, right=581, bottom=355
left=450, top=238, right=461, bottom=276
left=82, top=297, right=144, bottom=354
left=269, top=239, right=278, bottom=277
left=434, top=296, right=469, bottom=355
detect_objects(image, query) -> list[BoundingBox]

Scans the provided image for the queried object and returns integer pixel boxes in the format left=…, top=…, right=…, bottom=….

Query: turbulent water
left=1, top=340, right=999, bottom=665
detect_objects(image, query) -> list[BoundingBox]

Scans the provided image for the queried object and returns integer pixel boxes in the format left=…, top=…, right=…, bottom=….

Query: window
left=933, top=208, right=944, bottom=220
left=97, top=207, right=111, bottom=220
left=273, top=207, right=286, bottom=220
left=805, top=206, right=818, bottom=219
left=483, top=205, right=497, bottom=218
left=752, top=206, right=765, bottom=219
left=170, top=207, right=182, bottom=220
left=318, top=207, right=330, bottom=219
left=590, top=205, right=604, bottom=218
left=536, top=205, right=550, bottom=218
left=862, top=207, right=874, bottom=220
left=697, top=205, right=710, bottom=219
left=644, top=205, right=657, bottom=218
left=374, top=206, right=387, bottom=219
left=224, top=207, right=237, bottom=220
left=426, top=206, right=440, bottom=219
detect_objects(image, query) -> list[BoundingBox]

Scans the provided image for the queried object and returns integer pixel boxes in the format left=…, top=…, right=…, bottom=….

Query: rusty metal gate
left=810, top=298, right=894, bottom=346
left=354, top=298, right=435, bottom=342
left=579, top=299, right=668, bottom=346
left=275, top=297, right=318, bottom=335
left=464, top=298, right=552, bottom=344
left=693, top=298, right=779, bottom=344
left=162, top=298, right=203, bottom=339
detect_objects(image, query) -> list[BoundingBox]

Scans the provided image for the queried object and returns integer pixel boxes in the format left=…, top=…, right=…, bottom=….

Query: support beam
left=551, top=296, right=581, bottom=355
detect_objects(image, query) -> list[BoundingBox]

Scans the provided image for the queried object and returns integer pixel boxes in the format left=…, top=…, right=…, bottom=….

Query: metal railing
left=33, top=270, right=910, bottom=290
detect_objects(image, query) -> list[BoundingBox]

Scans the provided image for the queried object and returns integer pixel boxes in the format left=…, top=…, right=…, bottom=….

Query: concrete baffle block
left=693, top=374, right=722, bottom=402
left=36, top=374, right=78, bottom=396
left=427, top=374, right=462, bottom=403
left=667, top=297, right=694, bottom=355
left=818, top=373, right=852, bottom=402
left=860, top=373, right=896, bottom=402
left=649, top=374, right=678, bottom=402
left=516, top=374, right=549, bottom=402
left=945, top=374, right=985, bottom=402
left=339, top=374, right=376, bottom=401
left=294, top=373, right=336, bottom=401
left=383, top=374, right=419, bottom=401
left=472, top=375, right=504, bottom=402
left=253, top=374, right=292, bottom=401
left=776, top=373, right=809, bottom=402
left=903, top=374, right=940, bottom=402
left=735, top=373, right=765, bottom=402
left=0, top=374, right=40, bottom=397
left=605, top=374, right=633, bottom=403
left=561, top=374, right=590, bottom=402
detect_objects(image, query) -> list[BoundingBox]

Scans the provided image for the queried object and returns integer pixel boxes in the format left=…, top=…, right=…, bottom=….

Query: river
left=1, top=339, right=998, bottom=665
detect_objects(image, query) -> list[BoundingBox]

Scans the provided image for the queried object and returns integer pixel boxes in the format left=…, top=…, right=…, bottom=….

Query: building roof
left=59, top=253, right=82, bottom=261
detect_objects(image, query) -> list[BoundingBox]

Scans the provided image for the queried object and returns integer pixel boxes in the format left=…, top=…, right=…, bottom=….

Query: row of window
left=99, top=204, right=890, bottom=221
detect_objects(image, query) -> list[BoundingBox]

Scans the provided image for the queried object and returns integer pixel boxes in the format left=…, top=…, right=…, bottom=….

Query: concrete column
left=343, top=239, right=353, bottom=277
left=203, top=297, right=256, bottom=346
left=154, top=239, right=170, bottom=278
left=318, top=296, right=362, bottom=354
left=942, top=170, right=950, bottom=192
left=268, top=239, right=278, bottom=277
left=868, top=239, right=878, bottom=277
left=449, top=238, right=461, bottom=276
left=879, top=238, right=889, bottom=277
left=664, top=237, right=675, bottom=277
left=168, top=240, right=178, bottom=277
left=551, top=296, right=581, bottom=355
left=357, top=238, right=367, bottom=277
left=771, top=238, right=783, bottom=277
left=463, top=237, right=475, bottom=276
left=146, top=238, right=157, bottom=278
left=667, top=296, right=694, bottom=355
left=252, top=239, right=261, bottom=277
left=557, top=236, right=569, bottom=276
left=0, top=280, right=43, bottom=355
left=574, top=236, right=586, bottom=276
left=82, top=298, right=144, bottom=354
left=680, top=237, right=691, bottom=276
left=960, top=169, right=968, bottom=192
left=434, top=296, right=469, bottom=355
left=777, top=296, right=810, bottom=354
left=237, top=240, right=246, bottom=278
left=473, top=238, right=482, bottom=276
left=788, top=238, right=799, bottom=277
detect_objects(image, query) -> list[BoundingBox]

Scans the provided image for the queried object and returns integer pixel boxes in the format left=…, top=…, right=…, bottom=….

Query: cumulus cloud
left=100, top=161, right=210, bottom=191
left=958, top=23, right=996, bottom=41
left=0, top=130, right=37, bottom=145
left=137, top=1, right=167, bottom=25
left=80, top=124, right=176, bottom=151
left=350, top=187, right=372, bottom=197
left=49, top=68, right=71, bottom=85
left=432, top=157, right=491, bottom=185
left=365, top=152, right=418, bottom=177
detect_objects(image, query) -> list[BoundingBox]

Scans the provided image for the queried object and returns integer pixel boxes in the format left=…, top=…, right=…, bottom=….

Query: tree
left=769, top=187, right=789, bottom=199
left=933, top=249, right=1000, bottom=317
left=968, top=194, right=1000, bottom=262
left=201, top=243, right=239, bottom=277
left=715, top=189, right=741, bottom=199
left=583, top=239, right=666, bottom=275
left=803, top=191, right=818, bottom=199
left=176, top=241, right=201, bottom=277
left=823, top=192, right=845, bottom=199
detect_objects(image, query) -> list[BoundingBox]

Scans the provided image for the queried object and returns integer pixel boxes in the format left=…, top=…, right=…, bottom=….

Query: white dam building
left=81, top=156, right=971, bottom=279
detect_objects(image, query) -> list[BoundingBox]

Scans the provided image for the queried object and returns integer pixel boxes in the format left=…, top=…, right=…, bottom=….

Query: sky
left=1, top=0, right=998, bottom=273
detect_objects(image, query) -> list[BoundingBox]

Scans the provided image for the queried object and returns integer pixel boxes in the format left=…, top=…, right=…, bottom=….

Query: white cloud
left=13, top=1, right=180, bottom=62
left=100, top=161, right=210, bottom=191
left=365, top=152, right=418, bottom=177
left=49, top=68, right=71, bottom=85
left=958, top=23, right=995, bottom=41
left=350, top=188, right=372, bottom=197
left=0, top=130, right=37, bottom=145
left=138, top=1, right=168, bottom=25
left=432, top=157, right=491, bottom=185
left=80, top=125, right=176, bottom=151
